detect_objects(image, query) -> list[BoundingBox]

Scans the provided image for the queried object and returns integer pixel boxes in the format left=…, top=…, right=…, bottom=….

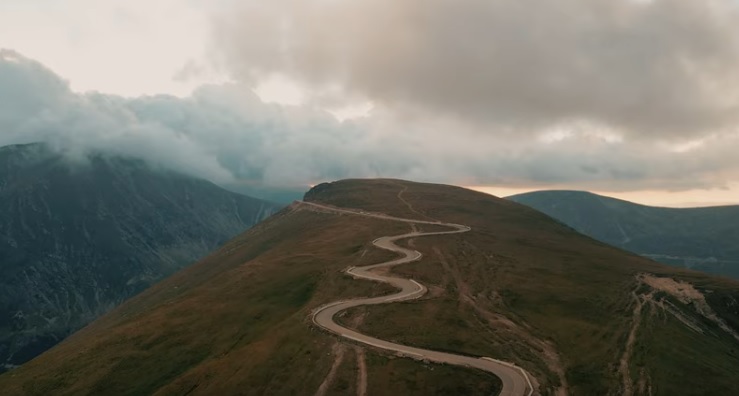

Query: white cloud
left=1, top=50, right=738, bottom=197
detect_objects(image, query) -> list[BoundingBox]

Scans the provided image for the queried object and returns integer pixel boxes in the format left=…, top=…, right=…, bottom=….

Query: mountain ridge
left=508, top=190, right=739, bottom=279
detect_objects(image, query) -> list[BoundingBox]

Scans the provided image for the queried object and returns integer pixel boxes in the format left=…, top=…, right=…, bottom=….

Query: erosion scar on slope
left=433, top=247, right=566, bottom=396
left=314, top=343, right=346, bottom=396
left=619, top=292, right=644, bottom=396
left=394, top=184, right=435, bottom=222
left=354, top=346, right=368, bottom=396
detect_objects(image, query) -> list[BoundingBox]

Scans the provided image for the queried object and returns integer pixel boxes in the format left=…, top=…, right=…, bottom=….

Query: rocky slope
left=1, top=179, right=736, bottom=395
left=508, top=190, right=739, bottom=279
left=0, top=143, right=279, bottom=372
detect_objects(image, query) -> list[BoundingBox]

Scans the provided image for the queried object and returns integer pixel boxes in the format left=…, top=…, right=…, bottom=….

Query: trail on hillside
left=393, top=183, right=436, bottom=222
left=354, top=346, right=367, bottom=396
left=432, top=247, right=565, bottom=396
left=619, top=292, right=644, bottom=396
left=314, top=343, right=346, bottom=396
left=303, top=201, right=537, bottom=396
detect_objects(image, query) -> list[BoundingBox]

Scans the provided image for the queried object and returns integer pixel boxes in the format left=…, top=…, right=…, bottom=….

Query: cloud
left=0, top=0, right=216, bottom=96
left=1, top=49, right=738, bottom=195
left=0, top=49, right=231, bottom=182
left=0, top=50, right=71, bottom=134
left=211, top=0, right=739, bottom=139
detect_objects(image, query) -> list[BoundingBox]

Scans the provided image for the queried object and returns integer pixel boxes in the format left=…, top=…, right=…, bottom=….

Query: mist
left=1, top=48, right=738, bottom=195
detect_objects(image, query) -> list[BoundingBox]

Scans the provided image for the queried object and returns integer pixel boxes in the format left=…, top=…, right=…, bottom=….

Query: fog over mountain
left=2, top=2, right=739, bottom=394
left=0, top=142, right=278, bottom=372
left=0, top=0, right=739, bottom=197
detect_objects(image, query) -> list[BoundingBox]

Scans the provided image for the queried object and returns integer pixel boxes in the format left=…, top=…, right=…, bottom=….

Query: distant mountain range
left=508, top=190, right=739, bottom=279
left=0, top=143, right=280, bottom=372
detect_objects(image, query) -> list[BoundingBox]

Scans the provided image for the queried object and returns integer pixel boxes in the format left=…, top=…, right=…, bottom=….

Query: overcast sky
left=2, top=0, right=739, bottom=206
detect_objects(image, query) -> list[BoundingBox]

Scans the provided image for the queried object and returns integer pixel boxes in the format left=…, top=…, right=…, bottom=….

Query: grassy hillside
left=1, top=179, right=737, bottom=396
left=508, top=190, right=739, bottom=279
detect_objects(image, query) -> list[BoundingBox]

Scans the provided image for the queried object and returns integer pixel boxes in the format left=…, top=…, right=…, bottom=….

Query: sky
left=1, top=0, right=739, bottom=207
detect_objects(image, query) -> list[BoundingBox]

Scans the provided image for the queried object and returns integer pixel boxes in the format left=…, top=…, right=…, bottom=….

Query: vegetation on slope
left=308, top=180, right=739, bottom=395
left=1, top=179, right=737, bottom=396
left=0, top=194, right=498, bottom=395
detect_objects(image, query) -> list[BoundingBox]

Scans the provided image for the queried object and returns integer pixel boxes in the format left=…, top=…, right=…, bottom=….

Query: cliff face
left=0, top=143, right=280, bottom=371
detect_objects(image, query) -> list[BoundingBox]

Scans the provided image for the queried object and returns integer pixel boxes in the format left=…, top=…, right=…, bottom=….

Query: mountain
left=1, top=179, right=737, bottom=395
left=0, top=143, right=280, bottom=372
left=219, top=182, right=306, bottom=205
left=507, top=190, right=739, bottom=279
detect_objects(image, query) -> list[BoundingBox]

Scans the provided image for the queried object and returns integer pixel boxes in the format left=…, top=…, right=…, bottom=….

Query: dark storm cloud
left=212, top=0, right=739, bottom=138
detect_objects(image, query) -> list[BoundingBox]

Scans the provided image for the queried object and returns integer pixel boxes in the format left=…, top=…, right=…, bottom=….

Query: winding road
left=305, top=201, right=536, bottom=396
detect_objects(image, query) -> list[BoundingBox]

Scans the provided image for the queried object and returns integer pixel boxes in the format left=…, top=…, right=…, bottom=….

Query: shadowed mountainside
left=1, top=179, right=737, bottom=396
left=508, top=190, right=739, bottom=279
left=0, top=143, right=280, bottom=372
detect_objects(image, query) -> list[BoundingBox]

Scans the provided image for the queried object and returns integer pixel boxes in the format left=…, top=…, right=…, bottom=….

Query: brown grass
left=2, top=179, right=738, bottom=396
left=308, top=179, right=739, bottom=395
left=0, top=191, right=502, bottom=396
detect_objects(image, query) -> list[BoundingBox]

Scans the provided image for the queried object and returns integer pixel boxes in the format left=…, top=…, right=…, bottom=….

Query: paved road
left=305, top=201, right=535, bottom=396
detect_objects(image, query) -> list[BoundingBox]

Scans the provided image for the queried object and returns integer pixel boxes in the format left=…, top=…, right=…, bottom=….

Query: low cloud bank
left=1, top=49, right=738, bottom=193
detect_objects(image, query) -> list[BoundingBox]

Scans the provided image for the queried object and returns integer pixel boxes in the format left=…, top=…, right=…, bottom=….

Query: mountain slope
left=1, top=179, right=737, bottom=396
left=507, top=190, right=739, bottom=279
left=0, top=143, right=280, bottom=372
left=219, top=182, right=306, bottom=205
